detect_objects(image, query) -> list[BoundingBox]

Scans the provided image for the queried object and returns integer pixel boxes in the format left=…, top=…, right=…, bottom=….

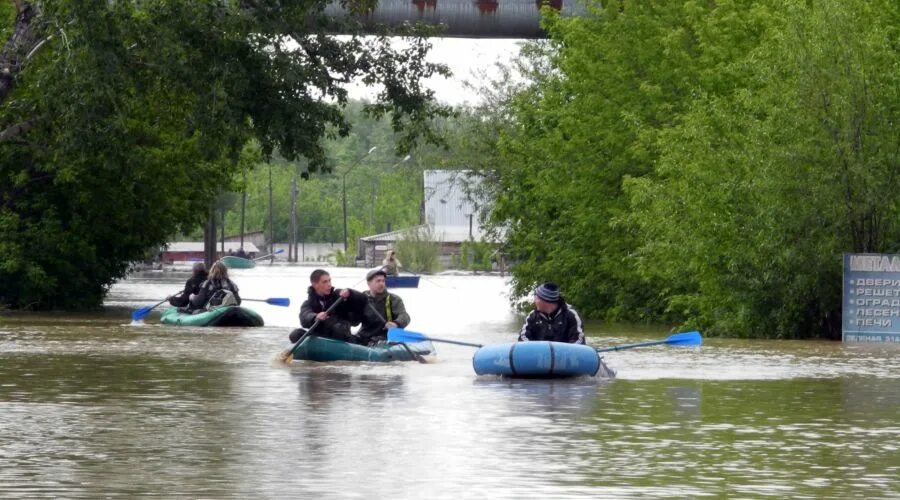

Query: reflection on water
left=0, top=268, right=898, bottom=497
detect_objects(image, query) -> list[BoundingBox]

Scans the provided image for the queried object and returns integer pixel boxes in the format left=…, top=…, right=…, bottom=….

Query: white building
left=357, top=170, right=499, bottom=267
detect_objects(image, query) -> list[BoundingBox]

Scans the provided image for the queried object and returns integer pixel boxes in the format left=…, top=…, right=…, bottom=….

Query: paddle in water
left=595, top=331, right=702, bottom=353
left=276, top=298, right=344, bottom=365
left=131, top=291, right=182, bottom=322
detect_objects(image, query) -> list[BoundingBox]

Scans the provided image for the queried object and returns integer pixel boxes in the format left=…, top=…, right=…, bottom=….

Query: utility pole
left=290, top=175, right=298, bottom=262
left=342, top=146, right=377, bottom=252
left=204, top=206, right=216, bottom=269
left=240, top=170, right=246, bottom=250
left=268, top=164, right=274, bottom=258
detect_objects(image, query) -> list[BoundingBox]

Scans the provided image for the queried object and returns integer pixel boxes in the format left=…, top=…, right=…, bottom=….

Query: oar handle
left=595, top=339, right=665, bottom=353
left=366, top=301, right=390, bottom=328
left=132, top=291, right=183, bottom=320
left=288, top=298, right=345, bottom=357
left=242, top=297, right=290, bottom=306
left=429, top=337, right=484, bottom=348
left=253, top=249, right=285, bottom=261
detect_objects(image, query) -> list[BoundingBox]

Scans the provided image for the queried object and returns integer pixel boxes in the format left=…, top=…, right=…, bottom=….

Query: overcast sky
left=347, top=38, right=527, bottom=106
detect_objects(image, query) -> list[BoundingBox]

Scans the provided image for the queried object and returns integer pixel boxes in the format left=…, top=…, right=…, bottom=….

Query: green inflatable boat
left=292, top=335, right=434, bottom=362
left=220, top=255, right=256, bottom=269
left=159, top=305, right=264, bottom=327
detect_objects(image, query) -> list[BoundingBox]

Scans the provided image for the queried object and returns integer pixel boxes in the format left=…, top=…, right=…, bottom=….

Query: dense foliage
left=0, top=1, right=449, bottom=309
left=473, top=0, right=900, bottom=338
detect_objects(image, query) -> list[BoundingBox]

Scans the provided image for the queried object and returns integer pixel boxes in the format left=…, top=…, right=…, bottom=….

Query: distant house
left=224, top=230, right=267, bottom=252
left=357, top=170, right=500, bottom=267
left=159, top=241, right=260, bottom=263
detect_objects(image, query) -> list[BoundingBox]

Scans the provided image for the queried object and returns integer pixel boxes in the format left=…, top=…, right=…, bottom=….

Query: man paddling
left=518, top=282, right=585, bottom=344
left=291, top=269, right=365, bottom=343
left=356, top=268, right=411, bottom=346
left=168, top=262, right=207, bottom=308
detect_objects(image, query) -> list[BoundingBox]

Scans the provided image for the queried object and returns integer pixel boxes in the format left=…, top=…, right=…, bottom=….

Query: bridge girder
left=326, top=0, right=586, bottom=38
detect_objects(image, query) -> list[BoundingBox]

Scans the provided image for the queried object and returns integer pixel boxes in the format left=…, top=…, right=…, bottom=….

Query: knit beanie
left=534, top=282, right=560, bottom=303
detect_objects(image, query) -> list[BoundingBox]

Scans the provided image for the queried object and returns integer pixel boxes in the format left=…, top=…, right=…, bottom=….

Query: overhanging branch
left=0, top=118, right=36, bottom=143
left=1, top=3, right=43, bottom=104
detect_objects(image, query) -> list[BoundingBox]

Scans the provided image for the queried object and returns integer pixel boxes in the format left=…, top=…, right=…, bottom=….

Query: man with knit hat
left=518, top=282, right=585, bottom=344
left=355, top=267, right=411, bottom=346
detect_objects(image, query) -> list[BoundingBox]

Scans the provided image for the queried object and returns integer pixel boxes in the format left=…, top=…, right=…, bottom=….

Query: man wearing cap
left=518, top=282, right=585, bottom=344
left=355, top=268, right=411, bottom=346
left=291, top=269, right=366, bottom=343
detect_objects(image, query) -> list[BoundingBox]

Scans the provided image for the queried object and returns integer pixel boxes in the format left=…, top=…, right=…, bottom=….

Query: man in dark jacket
left=168, top=262, right=208, bottom=308
left=518, top=282, right=585, bottom=344
left=291, top=269, right=365, bottom=343
left=356, top=268, right=411, bottom=346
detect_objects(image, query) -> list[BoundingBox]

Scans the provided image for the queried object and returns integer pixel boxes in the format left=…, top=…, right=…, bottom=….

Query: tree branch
left=0, top=2, right=43, bottom=105
left=0, top=118, right=36, bottom=143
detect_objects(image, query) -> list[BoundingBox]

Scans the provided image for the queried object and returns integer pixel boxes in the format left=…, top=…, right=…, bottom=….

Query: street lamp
left=342, top=146, right=377, bottom=252
left=371, top=154, right=412, bottom=229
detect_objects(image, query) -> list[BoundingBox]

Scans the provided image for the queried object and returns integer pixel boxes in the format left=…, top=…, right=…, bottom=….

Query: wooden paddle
left=276, top=297, right=344, bottom=365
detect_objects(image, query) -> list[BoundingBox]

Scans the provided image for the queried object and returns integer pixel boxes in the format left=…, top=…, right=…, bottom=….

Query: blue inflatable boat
left=385, top=275, right=420, bottom=288
left=472, top=341, right=611, bottom=378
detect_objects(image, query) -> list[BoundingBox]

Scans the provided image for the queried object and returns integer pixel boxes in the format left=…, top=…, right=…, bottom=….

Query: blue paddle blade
left=274, top=249, right=285, bottom=254
left=131, top=306, right=154, bottom=321
left=388, top=328, right=427, bottom=343
left=665, top=331, right=702, bottom=347
left=266, top=298, right=290, bottom=307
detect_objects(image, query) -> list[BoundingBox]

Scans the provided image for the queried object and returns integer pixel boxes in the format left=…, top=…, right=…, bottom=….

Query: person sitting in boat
left=188, top=261, right=241, bottom=311
left=381, top=250, right=401, bottom=276
left=518, top=282, right=585, bottom=344
left=168, top=262, right=207, bottom=308
left=236, top=247, right=249, bottom=259
left=356, top=268, right=411, bottom=346
left=291, top=269, right=366, bottom=343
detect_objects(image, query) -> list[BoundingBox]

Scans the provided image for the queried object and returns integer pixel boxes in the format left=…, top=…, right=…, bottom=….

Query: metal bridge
left=326, top=0, right=586, bottom=38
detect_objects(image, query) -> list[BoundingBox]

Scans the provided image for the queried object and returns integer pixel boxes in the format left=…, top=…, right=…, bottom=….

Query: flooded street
left=1, top=266, right=898, bottom=498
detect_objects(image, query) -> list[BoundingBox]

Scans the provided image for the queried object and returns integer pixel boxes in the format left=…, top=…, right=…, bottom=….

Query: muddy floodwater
left=1, top=266, right=898, bottom=498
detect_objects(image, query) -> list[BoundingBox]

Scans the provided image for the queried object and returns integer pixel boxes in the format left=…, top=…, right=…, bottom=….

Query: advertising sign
left=843, top=253, right=900, bottom=343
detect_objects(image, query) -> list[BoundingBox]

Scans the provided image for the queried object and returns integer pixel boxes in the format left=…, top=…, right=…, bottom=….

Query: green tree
left=0, top=1, right=450, bottom=309
left=483, top=1, right=736, bottom=320
left=472, top=0, right=899, bottom=339
left=394, top=226, right=440, bottom=273
left=626, top=0, right=900, bottom=338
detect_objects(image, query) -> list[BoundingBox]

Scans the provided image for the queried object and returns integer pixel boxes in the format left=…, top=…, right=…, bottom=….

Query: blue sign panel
left=842, top=253, right=900, bottom=343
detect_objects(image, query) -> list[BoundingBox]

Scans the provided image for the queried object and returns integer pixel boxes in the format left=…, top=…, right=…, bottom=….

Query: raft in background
left=159, top=305, right=265, bottom=327
left=220, top=255, right=256, bottom=269
left=292, top=335, right=434, bottom=362
left=472, top=341, right=607, bottom=378
left=385, top=275, right=420, bottom=288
